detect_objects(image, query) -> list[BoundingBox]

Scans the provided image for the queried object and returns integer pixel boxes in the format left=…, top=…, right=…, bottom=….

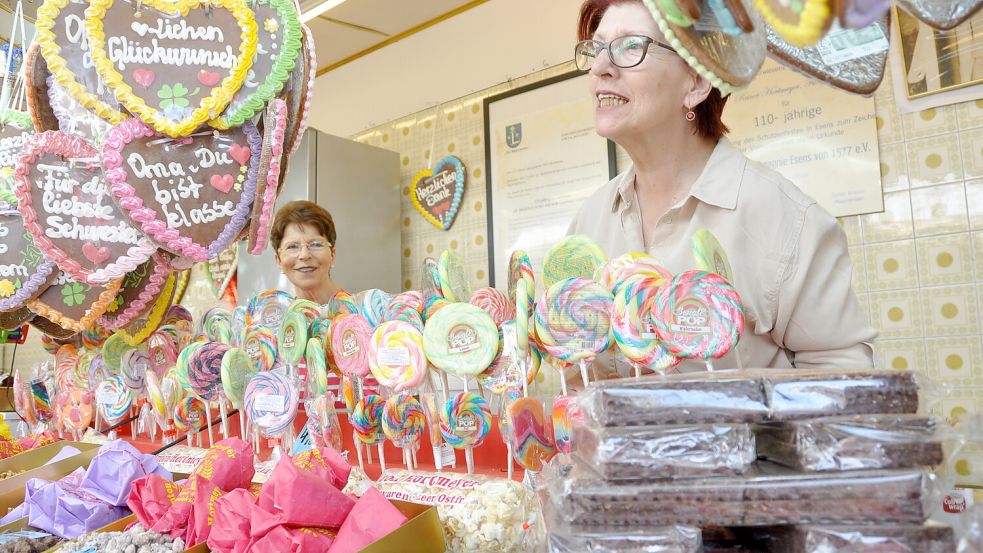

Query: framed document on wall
left=484, top=71, right=616, bottom=289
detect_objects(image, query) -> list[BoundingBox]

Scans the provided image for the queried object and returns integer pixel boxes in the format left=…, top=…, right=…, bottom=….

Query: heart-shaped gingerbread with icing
left=36, top=0, right=129, bottom=126
left=84, top=0, right=258, bottom=137
left=281, top=24, right=315, bottom=159
left=1, top=306, right=35, bottom=331
left=211, top=0, right=301, bottom=129
left=0, top=205, right=59, bottom=313
left=102, top=118, right=260, bottom=262
left=119, top=269, right=176, bottom=344
left=411, top=155, right=465, bottom=231
left=14, top=130, right=157, bottom=286
left=24, top=43, right=62, bottom=134
left=247, top=98, right=286, bottom=254
left=0, top=110, right=35, bottom=194
left=99, top=250, right=173, bottom=330
left=27, top=269, right=123, bottom=333
left=206, top=243, right=237, bottom=296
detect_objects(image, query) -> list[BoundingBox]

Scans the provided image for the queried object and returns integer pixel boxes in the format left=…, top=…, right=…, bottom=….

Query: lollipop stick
left=521, top=361, right=528, bottom=398
left=439, top=372, right=449, bottom=404
left=377, top=443, right=386, bottom=472
left=354, top=436, right=365, bottom=473
left=219, top=402, right=229, bottom=440
left=205, top=408, right=214, bottom=447
left=238, top=411, right=246, bottom=440
left=462, top=377, right=469, bottom=394
left=578, top=360, right=589, bottom=389
left=633, top=362, right=641, bottom=379
left=412, top=449, right=418, bottom=469
left=366, top=442, right=373, bottom=464
left=558, top=367, right=568, bottom=397
left=403, top=447, right=410, bottom=468
left=465, top=447, right=474, bottom=474
left=507, top=443, right=513, bottom=480
left=432, top=445, right=442, bottom=472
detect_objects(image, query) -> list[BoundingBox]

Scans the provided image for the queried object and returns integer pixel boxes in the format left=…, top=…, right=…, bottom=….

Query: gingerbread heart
left=14, top=130, right=157, bottom=286
left=281, top=24, right=315, bottom=159
left=0, top=205, right=59, bottom=313
left=411, top=156, right=466, bottom=231
left=85, top=0, right=258, bottom=137
left=247, top=98, right=287, bottom=254
left=767, top=13, right=889, bottom=95
left=0, top=110, right=35, bottom=194
left=27, top=269, right=123, bottom=333
left=206, top=243, right=238, bottom=296
left=119, top=269, right=176, bottom=345
left=47, top=73, right=112, bottom=143
left=212, top=0, right=301, bottom=129
left=895, top=0, right=983, bottom=30
left=24, top=43, right=62, bottom=134
left=35, top=0, right=128, bottom=125
left=1, top=306, right=34, bottom=331
left=99, top=250, right=173, bottom=330
left=102, top=118, right=261, bottom=262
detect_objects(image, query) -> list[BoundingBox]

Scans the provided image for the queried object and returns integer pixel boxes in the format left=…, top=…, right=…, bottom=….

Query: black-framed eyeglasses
left=574, top=35, right=676, bottom=71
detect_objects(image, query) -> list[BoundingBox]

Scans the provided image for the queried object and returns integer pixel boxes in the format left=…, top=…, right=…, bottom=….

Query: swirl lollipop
left=249, top=290, right=294, bottom=331
left=201, top=308, right=233, bottom=345
left=369, top=321, right=427, bottom=393
left=515, top=279, right=531, bottom=386
left=653, top=271, right=745, bottom=369
left=469, top=287, right=515, bottom=326
left=534, top=277, right=613, bottom=391
left=101, top=333, right=128, bottom=373
left=439, top=392, right=491, bottom=474
left=175, top=341, right=206, bottom=393
left=305, top=338, right=329, bottom=396
left=188, top=343, right=228, bottom=401
left=173, top=396, right=206, bottom=444
left=357, top=289, right=392, bottom=329
left=278, top=311, right=309, bottom=371
left=331, top=314, right=372, bottom=379
left=542, top=234, right=607, bottom=289
left=244, top=370, right=299, bottom=438
left=95, top=376, right=132, bottom=425
left=612, top=276, right=680, bottom=377
left=423, top=296, right=450, bottom=322
left=351, top=394, right=386, bottom=472
left=74, top=352, right=95, bottom=391
left=423, top=303, right=498, bottom=381
left=243, top=324, right=278, bottom=372
left=382, top=393, right=425, bottom=468
left=120, top=348, right=150, bottom=392
left=147, top=330, right=179, bottom=376
left=437, top=250, right=471, bottom=302
left=163, top=305, right=193, bottom=326
left=328, top=290, right=359, bottom=318
left=389, top=291, right=424, bottom=316
left=145, top=371, right=168, bottom=428
left=87, top=355, right=111, bottom=390
left=551, top=395, right=581, bottom=455
left=692, top=229, right=734, bottom=283
left=221, top=346, right=257, bottom=441
left=230, top=306, right=250, bottom=346
left=507, top=250, right=535, bottom=317
left=287, top=299, right=322, bottom=324
left=595, top=252, right=672, bottom=295
left=55, top=351, right=79, bottom=394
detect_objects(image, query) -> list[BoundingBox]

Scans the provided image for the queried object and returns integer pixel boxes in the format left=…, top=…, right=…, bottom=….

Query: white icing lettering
left=107, top=37, right=236, bottom=70
left=131, top=18, right=225, bottom=42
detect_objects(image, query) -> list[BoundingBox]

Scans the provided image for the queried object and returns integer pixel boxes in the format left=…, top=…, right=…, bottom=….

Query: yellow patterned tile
left=968, top=180, right=983, bottom=231
left=950, top=441, right=983, bottom=487
left=911, top=184, right=969, bottom=237
left=864, top=240, right=917, bottom=291
left=875, top=101, right=903, bottom=144
left=939, top=394, right=979, bottom=425
left=926, top=336, right=983, bottom=383
left=838, top=216, right=862, bottom=245
left=975, top=232, right=983, bottom=280
left=920, top=284, right=980, bottom=337
left=960, top=127, right=983, bottom=180
left=870, top=289, right=925, bottom=340
left=916, top=234, right=973, bottom=286
left=905, top=134, right=964, bottom=187
left=848, top=246, right=867, bottom=292
left=861, top=191, right=913, bottom=242
left=957, top=98, right=983, bottom=130
left=901, top=105, right=958, bottom=139
left=856, top=292, right=871, bottom=326
left=877, top=141, right=908, bottom=191
left=875, top=338, right=926, bottom=371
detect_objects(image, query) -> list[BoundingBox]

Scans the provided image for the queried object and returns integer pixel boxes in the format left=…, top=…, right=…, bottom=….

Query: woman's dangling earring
left=685, top=109, right=696, bottom=122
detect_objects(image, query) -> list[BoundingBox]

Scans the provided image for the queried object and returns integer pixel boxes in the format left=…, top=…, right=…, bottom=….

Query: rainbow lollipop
left=278, top=311, right=309, bottom=369
left=534, top=277, right=613, bottom=390
left=507, top=250, right=535, bottom=317
left=595, top=252, right=672, bottom=295
left=173, top=396, right=206, bottom=436
left=439, top=392, right=491, bottom=474
left=249, top=290, right=294, bottom=331
left=542, top=235, right=607, bottom=289
left=95, top=376, right=132, bottom=424
left=243, top=324, right=277, bottom=372
left=692, top=228, right=734, bottom=283
left=382, top=393, right=425, bottom=468
left=221, top=347, right=257, bottom=409
left=437, top=250, right=471, bottom=302
left=287, top=299, right=322, bottom=325
left=327, top=290, right=358, bottom=318
left=421, top=257, right=444, bottom=301
left=305, top=338, right=328, bottom=396
left=352, top=394, right=386, bottom=472
left=469, top=287, right=515, bottom=326
left=612, top=276, right=679, bottom=376
left=358, top=289, right=392, bottom=329
left=369, top=321, right=427, bottom=393
left=101, top=333, right=128, bottom=372
left=175, top=341, right=206, bottom=393
left=508, top=397, right=555, bottom=472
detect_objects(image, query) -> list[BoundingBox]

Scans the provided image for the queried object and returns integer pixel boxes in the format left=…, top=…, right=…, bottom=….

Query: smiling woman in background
left=271, top=200, right=342, bottom=304
left=567, top=0, right=877, bottom=374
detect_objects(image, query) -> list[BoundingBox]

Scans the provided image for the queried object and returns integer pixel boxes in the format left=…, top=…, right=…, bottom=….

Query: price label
left=255, top=394, right=285, bottom=413
left=378, top=347, right=410, bottom=366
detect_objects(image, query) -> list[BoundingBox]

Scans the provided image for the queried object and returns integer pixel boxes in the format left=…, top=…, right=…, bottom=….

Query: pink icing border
left=289, top=24, right=316, bottom=157
left=102, top=118, right=260, bottom=262
left=98, top=251, right=173, bottom=330
left=14, top=130, right=157, bottom=285
left=250, top=99, right=287, bottom=255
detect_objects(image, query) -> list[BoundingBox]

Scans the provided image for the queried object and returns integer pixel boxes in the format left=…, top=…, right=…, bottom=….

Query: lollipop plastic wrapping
left=369, top=320, right=427, bottom=392
left=244, top=370, right=299, bottom=436
left=439, top=392, right=491, bottom=449
left=331, top=314, right=372, bottom=378
left=306, top=393, right=343, bottom=451
left=95, top=376, right=133, bottom=424
left=508, top=397, right=555, bottom=472
left=542, top=235, right=607, bottom=289
left=305, top=337, right=329, bottom=396
left=437, top=250, right=471, bottom=302
left=653, top=270, right=746, bottom=362
left=352, top=394, right=385, bottom=445
left=278, top=311, right=309, bottom=366
left=243, top=324, right=278, bottom=372
left=423, top=303, right=499, bottom=378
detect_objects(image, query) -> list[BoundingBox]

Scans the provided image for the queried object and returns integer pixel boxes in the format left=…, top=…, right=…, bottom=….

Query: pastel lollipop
left=309, top=315, right=332, bottom=344
left=420, top=393, right=444, bottom=470
left=55, top=351, right=79, bottom=393
left=469, top=287, right=515, bottom=326
left=508, top=397, right=555, bottom=471
left=188, top=343, right=229, bottom=401
left=147, top=331, right=179, bottom=376
left=369, top=321, right=426, bottom=392
left=358, top=289, right=392, bottom=329
left=692, top=229, right=734, bottom=283
left=287, top=299, right=322, bottom=324
left=243, top=324, right=277, bottom=372
left=421, top=257, right=444, bottom=301
left=175, top=341, right=206, bottom=393
left=278, top=311, right=309, bottom=367
left=390, top=291, right=424, bottom=315
left=352, top=393, right=386, bottom=472
left=423, top=303, right=499, bottom=378
left=249, top=290, right=294, bottom=331
left=173, top=396, right=206, bottom=434
left=331, top=314, right=373, bottom=379
left=145, top=371, right=168, bottom=422
left=221, top=347, right=257, bottom=409
left=163, top=305, right=193, bottom=326
left=595, top=252, right=672, bottom=295
left=612, top=276, right=679, bottom=376
left=87, top=355, right=111, bottom=389
left=244, top=370, right=299, bottom=436
left=534, top=277, right=613, bottom=390
left=101, top=333, right=128, bottom=372
left=230, top=306, right=250, bottom=346
left=507, top=250, right=535, bottom=316
left=551, top=395, right=581, bottom=455
left=653, top=271, right=746, bottom=366
left=74, top=352, right=94, bottom=390
left=542, top=234, right=607, bottom=289
left=327, top=290, right=358, bottom=318
left=423, top=296, right=450, bottom=322
left=61, top=389, right=94, bottom=435
left=200, top=308, right=232, bottom=344
left=95, top=376, right=132, bottom=424
left=81, top=321, right=111, bottom=350
left=120, top=348, right=150, bottom=392
left=439, top=392, right=491, bottom=473
left=437, top=250, right=471, bottom=302
left=382, top=393, right=426, bottom=468
left=162, top=370, right=187, bottom=414
left=306, top=393, right=342, bottom=451
left=476, top=321, right=519, bottom=395
left=515, top=280, right=530, bottom=361
left=305, top=338, right=328, bottom=396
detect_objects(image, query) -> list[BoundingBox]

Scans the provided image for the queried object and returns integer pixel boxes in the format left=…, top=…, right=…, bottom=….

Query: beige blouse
left=567, top=138, right=878, bottom=378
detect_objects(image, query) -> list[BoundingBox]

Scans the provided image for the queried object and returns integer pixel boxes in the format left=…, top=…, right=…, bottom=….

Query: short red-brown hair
left=270, top=200, right=337, bottom=253
left=578, top=0, right=729, bottom=141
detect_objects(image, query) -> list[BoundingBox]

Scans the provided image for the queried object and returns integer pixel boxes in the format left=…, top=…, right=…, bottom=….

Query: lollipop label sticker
left=261, top=305, right=285, bottom=329
left=641, top=314, right=658, bottom=340
left=244, top=339, right=261, bottom=359
left=378, top=346, right=410, bottom=367
left=670, top=298, right=711, bottom=334
left=447, top=323, right=480, bottom=353
left=255, top=393, right=285, bottom=413
left=341, top=329, right=360, bottom=358
left=455, top=411, right=478, bottom=433
left=282, top=325, right=297, bottom=350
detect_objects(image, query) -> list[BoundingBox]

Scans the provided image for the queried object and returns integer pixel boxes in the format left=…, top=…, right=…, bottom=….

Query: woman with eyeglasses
left=568, top=0, right=876, bottom=374
left=270, top=200, right=342, bottom=304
